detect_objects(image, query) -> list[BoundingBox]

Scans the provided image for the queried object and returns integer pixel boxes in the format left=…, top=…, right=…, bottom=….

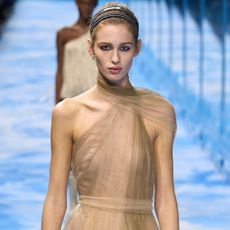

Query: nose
left=111, top=49, right=120, bottom=64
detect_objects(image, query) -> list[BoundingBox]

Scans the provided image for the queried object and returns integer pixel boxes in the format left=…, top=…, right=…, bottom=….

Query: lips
left=108, top=67, right=122, bottom=74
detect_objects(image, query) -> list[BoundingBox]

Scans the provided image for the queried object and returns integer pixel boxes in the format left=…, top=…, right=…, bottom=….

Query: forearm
left=155, top=194, right=179, bottom=230
left=41, top=197, right=66, bottom=230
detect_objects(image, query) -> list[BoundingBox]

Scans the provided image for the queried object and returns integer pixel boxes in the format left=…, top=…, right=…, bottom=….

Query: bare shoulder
left=57, top=25, right=84, bottom=43
left=52, top=97, right=83, bottom=122
left=56, top=27, right=70, bottom=42
left=72, top=86, right=98, bottom=106
left=57, top=26, right=75, bottom=35
left=53, top=87, right=97, bottom=117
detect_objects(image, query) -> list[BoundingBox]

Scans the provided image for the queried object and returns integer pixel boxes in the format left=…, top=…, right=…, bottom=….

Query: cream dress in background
left=64, top=76, right=177, bottom=230
left=61, top=31, right=97, bottom=98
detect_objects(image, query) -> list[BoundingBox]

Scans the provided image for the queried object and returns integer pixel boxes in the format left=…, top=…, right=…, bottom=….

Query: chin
left=104, top=77, right=120, bottom=85
left=99, top=69, right=128, bottom=85
left=103, top=74, right=125, bottom=85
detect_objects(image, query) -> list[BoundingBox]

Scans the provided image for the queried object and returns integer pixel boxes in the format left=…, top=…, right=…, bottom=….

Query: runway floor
left=0, top=1, right=229, bottom=229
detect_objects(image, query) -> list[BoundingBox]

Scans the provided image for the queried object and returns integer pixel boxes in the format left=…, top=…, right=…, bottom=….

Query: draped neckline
left=96, top=74, right=138, bottom=98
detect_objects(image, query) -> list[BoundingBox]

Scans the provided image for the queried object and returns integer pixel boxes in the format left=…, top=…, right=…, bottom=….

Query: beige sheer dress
left=64, top=76, right=177, bottom=230
left=61, top=31, right=97, bottom=98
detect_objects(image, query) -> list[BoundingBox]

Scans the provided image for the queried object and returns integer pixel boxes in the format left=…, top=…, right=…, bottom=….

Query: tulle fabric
left=64, top=75, right=176, bottom=229
left=65, top=204, right=158, bottom=230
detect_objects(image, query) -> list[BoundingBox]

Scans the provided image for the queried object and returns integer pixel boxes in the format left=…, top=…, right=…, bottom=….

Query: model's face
left=90, top=23, right=141, bottom=87
left=76, top=0, right=96, bottom=20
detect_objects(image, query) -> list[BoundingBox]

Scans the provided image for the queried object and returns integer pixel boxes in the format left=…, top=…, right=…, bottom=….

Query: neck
left=77, top=17, right=90, bottom=27
left=96, top=73, right=136, bottom=97
left=98, top=73, right=133, bottom=89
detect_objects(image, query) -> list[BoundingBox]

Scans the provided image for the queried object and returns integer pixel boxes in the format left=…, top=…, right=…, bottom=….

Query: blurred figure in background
left=55, top=0, right=98, bottom=210
left=55, top=0, right=98, bottom=103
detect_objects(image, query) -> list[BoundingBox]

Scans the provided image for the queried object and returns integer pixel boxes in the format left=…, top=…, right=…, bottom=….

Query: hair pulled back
left=90, top=3, right=139, bottom=45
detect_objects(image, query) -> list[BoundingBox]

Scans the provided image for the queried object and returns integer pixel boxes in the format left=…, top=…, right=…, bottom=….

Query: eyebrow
left=97, top=42, right=134, bottom=45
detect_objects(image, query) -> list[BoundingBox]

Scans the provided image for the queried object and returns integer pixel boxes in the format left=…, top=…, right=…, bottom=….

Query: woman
left=42, top=2, right=179, bottom=230
left=55, top=0, right=98, bottom=104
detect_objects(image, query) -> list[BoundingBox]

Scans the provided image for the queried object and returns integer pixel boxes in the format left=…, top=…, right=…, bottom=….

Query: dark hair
left=90, top=3, right=139, bottom=44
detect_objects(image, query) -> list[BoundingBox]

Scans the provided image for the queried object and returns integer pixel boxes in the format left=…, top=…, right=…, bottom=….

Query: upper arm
left=47, top=103, right=73, bottom=200
left=152, top=103, right=179, bottom=228
left=56, top=30, right=65, bottom=76
left=154, top=128, right=175, bottom=194
left=153, top=104, right=176, bottom=197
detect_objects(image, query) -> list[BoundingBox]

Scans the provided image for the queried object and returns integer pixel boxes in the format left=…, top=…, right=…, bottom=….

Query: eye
left=119, top=45, right=131, bottom=51
left=100, top=44, right=112, bottom=51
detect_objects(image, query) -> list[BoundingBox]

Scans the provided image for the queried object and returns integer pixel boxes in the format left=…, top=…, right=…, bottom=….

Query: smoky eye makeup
left=119, top=42, right=134, bottom=51
left=119, top=45, right=132, bottom=51
left=98, top=43, right=112, bottom=51
left=97, top=42, right=134, bottom=51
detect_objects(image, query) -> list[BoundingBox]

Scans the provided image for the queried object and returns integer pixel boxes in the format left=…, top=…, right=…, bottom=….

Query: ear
left=87, top=39, right=95, bottom=58
left=134, top=39, right=142, bottom=57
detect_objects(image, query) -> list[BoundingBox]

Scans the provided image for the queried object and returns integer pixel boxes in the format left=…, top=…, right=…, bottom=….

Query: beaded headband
left=90, top=6, right=139, bottom=36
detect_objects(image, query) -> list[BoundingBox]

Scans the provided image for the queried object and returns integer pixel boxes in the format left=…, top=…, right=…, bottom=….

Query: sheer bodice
left=64, top=76, right=176, bottom=229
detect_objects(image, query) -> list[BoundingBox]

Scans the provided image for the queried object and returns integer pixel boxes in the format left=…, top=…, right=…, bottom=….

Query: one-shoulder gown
left=64, top=77, right=176, bottom=230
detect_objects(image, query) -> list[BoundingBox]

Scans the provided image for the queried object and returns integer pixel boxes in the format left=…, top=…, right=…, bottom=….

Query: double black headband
left=90, top=6, right=139, bottom=35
